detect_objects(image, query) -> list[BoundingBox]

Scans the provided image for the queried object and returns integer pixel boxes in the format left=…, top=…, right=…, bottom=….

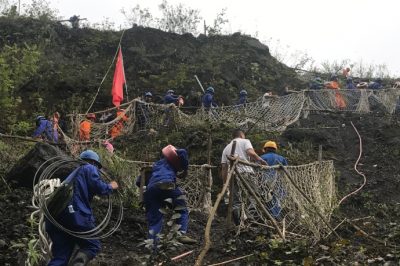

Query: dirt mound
left=0, top=16, right=301, bottom=129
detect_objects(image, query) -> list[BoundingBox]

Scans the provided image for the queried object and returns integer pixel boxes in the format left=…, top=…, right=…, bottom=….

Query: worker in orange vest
left=79, top=113, right=96, bottom=141
left=325, top=74, right=346, bottom=109
left=110, top=108, right=129, bottom=139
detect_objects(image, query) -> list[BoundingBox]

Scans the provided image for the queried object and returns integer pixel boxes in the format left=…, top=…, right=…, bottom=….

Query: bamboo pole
left=279, top=165, right=341, bottom=239
left=234, top=169, right=285, bottom=240
left=194, top=158, right=239, bottom=266
left=0, top=133, right=66, bottom=146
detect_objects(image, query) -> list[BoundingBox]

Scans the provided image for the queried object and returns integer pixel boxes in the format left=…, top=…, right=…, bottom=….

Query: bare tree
left=157, top=0, right=202, bottom=34
left=206, top=8, right=229, bottom=35
left=121, top=4, right=155, bottom=28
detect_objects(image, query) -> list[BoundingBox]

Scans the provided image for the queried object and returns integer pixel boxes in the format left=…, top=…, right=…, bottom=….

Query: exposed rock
left=5, top=142, right=72, bottom=188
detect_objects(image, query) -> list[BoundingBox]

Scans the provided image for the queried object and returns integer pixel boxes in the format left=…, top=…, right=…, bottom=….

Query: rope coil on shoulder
left=32, top=156, right=123, bottom=240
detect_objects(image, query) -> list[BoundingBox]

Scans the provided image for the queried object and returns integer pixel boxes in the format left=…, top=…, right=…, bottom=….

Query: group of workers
left=310, top=68, right=384, bottom=91
left=44, top=127, right=287, bottom=265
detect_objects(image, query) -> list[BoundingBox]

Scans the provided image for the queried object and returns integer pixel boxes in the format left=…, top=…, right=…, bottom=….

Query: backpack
left=45, top=167, right=80, bottom=219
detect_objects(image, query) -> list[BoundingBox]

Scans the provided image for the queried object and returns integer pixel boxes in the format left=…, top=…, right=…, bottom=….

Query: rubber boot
left=70, top=251, right=90, bottom=266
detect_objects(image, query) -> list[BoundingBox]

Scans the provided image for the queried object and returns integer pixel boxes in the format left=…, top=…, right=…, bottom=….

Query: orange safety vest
left=79, top=120, right=91, bottom=141
left=110, top=111, right=128, bottom=139
left=326, top=81, right=346, bottom=109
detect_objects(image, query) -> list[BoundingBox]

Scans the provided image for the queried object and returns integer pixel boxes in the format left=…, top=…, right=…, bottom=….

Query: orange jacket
left=110, top=111, right=128, bottom=139
left=79, top=120, right=92, bottom=141
left=325, top=81, right=340, bottom=90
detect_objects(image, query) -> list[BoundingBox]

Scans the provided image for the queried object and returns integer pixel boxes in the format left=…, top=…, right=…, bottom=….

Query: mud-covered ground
left=2, top=112, right=400, bottom=265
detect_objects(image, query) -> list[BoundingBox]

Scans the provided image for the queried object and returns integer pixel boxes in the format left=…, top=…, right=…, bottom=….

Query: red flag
left=111, top=47, right=125, bottom=107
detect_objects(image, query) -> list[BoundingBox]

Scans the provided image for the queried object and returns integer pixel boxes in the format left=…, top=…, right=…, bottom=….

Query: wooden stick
left=207, top=254, right=254, bottom=266
left=235, top=169, right=285, bottom=241
left=346, top=219, right=396, bottom=248
left=194, top=159, right=239, bottom=266
left=0, top=133, right=66, bottom=146
left=250, top=221, right=305, bottom=238
left=279, top=165, right=341, bottom=239
left=158, top=250, right=194, bottom=265
left=227, top=155, right=281, bottom=169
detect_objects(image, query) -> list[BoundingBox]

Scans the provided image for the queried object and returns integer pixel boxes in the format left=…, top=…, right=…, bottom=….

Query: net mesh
left=236, top=160, right=337, bottom=241
left=67, top=88, right=400, bottom=144
left=85, top=151, right=212, bottom=211
left=306, top=89, right=400, bottom=114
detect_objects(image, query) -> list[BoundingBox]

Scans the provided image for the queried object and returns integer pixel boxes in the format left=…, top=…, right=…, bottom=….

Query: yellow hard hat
left=264, top=141, right=277, bottom=150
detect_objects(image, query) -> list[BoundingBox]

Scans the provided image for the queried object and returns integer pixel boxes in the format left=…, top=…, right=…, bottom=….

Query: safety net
left=235, top=160, right=337, bottom=241
left=66, top=88, right=400, bottom=144
left=105, top=156, right=212, bottom=211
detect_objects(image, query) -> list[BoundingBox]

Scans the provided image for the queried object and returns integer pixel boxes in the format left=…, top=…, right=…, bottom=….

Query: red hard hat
left=162, top=145, right=180, bottom=169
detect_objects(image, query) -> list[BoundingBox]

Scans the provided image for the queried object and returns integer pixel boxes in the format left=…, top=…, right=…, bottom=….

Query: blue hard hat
left=240, top=89, right=247, bottom=95
left=206, top=87, right=215, bottom=94
left=80, top=150, right=102, bottom=168
left=145, top=92, right=153, bottom=97
left=167, top=89, right=174, bottom=94
left=36, top=115, right=45, bottom=121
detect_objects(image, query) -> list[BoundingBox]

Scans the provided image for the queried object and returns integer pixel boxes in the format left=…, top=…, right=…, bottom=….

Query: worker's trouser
left=231, top=172, right=254, bottom=225
left=144, top=185, right=189, bottom=240
left=45, top=209, right=100, bottom=266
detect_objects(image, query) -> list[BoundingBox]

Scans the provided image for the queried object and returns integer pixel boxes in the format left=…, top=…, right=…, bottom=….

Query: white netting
left=306, top=89, right=400, bottom=114
left=66, top=89, right=400, bottom=144
left=236, top=160, right=337, bottom=241
left=189, top=92, right=306, bottom=132
left=96, top=154, right=212, bottom=211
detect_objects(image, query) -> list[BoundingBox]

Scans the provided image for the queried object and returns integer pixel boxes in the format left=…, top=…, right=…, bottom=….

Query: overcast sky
left=18, top=0, right=400, bottom=76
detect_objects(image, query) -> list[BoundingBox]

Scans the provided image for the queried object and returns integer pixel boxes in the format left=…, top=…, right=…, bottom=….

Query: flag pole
left=120, top=45, right=129, bottom=102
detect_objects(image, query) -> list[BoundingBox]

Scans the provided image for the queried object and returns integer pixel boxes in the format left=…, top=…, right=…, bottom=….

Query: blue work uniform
left=260, top=152, right=288, bottom=220
left=144, top=156, right=189, bottom=241
left=261, top=152, right=288, bottom=166
left=46, top=164, right=113, bottom=266
left=369, top=81, right=383, bottom=90
left=238, top=95, right=247, bottom=106
left=33, top=118, right=58, bottom=143
left=202, top=93, right=217, bottom=108
left=346, top=81, right=356, bottom=90
left=164, top=94, right=179, bottom=105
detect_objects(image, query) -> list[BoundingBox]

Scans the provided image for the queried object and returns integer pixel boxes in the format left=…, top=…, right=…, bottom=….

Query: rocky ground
left=2, top=111, right=400, bottom=265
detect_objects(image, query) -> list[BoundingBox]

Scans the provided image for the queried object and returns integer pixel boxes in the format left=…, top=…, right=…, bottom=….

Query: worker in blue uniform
left=369, top=78, right=383, bottom=90
left=261, top=141, right=288, bottom=166
left=164, top=89, right=179, bottom=105
left=202, top=87, right=217, bottom=110
left=33, top=115, right=58, bottom=143
left=238, top=89, right=248, bottom=106
left=260, top=141, right=288, bottom=221
left=45, top=150, right=118, bottom=266
left=142, top=145, right=197, bottom=245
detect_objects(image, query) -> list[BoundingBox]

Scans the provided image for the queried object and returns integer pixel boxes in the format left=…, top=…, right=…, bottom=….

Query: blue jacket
left=147, top=159, right=177, bottom=189
left=346, top=81, right=356, bottom=90
left=202, top=93, right=217, bottom=108
left=261, top=152, right=288, bottom=166
left=33, top=118, right=58, bottom=142
left=238, top=95, right=247, bottom=105
left=369, top=82, right=382, bottom=90
left=69, top=164, right=113, bottom=215
left=164, top=94, right=179, bottom=104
